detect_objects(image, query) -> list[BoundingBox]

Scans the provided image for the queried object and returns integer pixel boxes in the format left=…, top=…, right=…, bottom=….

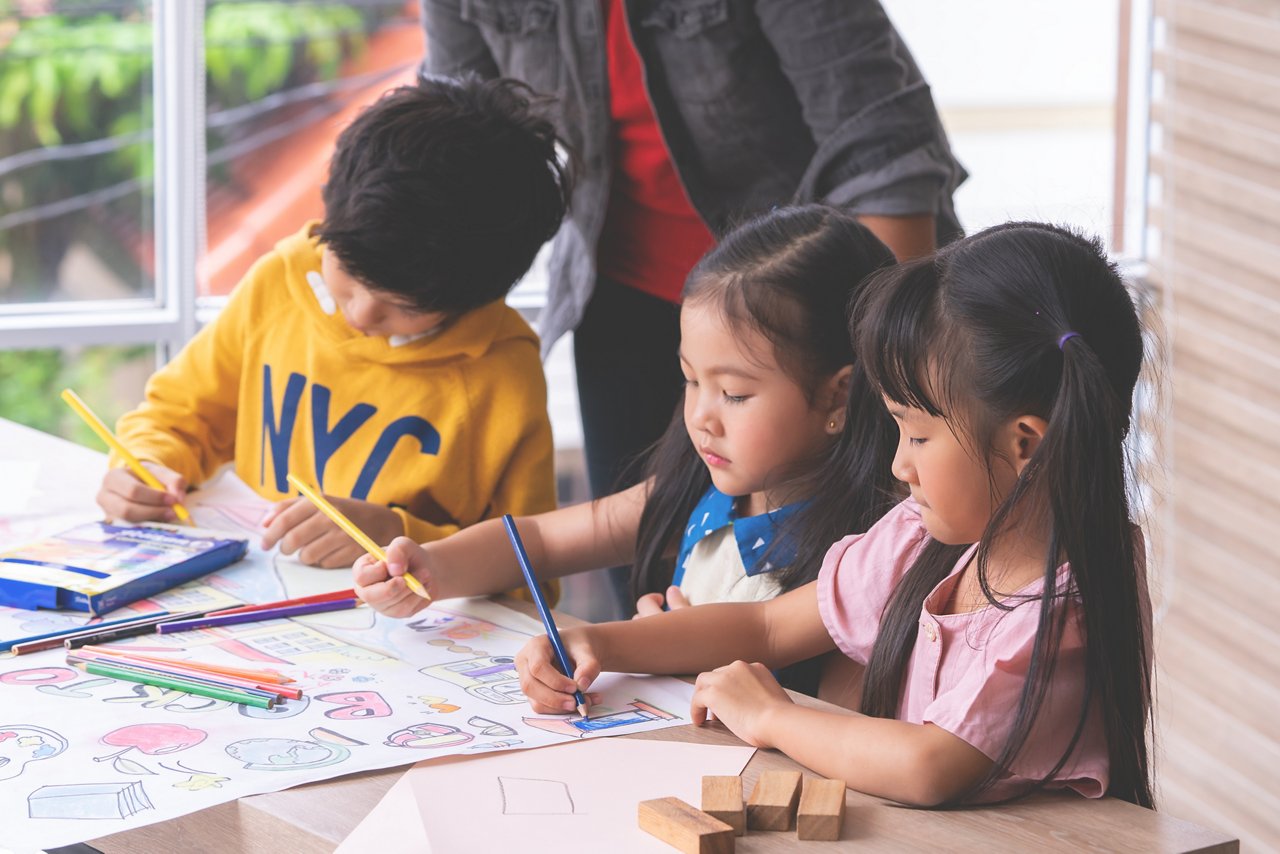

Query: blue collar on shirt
left=672, top=486, right=804, bottom=586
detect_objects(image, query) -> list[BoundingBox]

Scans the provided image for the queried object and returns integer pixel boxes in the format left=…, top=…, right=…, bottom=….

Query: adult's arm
left=757, top=0, right=961, bottom=258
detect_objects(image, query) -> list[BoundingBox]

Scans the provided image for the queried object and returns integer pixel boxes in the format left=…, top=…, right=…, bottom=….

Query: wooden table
left=89, top=597, right=1238, bottom=854
left=0, top=419, right=1237, bottom=853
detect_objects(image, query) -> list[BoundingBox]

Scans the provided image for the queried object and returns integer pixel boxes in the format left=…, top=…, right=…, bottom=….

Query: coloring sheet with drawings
left=0, top=472, right=697, bottom=851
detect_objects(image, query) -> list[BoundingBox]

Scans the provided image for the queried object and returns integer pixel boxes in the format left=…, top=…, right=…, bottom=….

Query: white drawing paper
left=405, top=739, right=757, bottom=853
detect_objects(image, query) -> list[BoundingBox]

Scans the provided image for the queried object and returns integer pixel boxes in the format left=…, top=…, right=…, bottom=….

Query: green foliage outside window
left=0, top=1, right=409, bottom=440
left=0, top=345, right=150, bottom=446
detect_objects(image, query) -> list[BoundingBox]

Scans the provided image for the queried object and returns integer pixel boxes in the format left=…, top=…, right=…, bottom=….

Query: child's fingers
left=516, top=637, right=581, bottom=711
left=665, top=585, right=690, bottom=610
left=571, top=657, right=600, bottom=693
left=518, top=668, right=579, bottom=713
left=632, top=592, right=664, bottom=618
left=97, top=470, right=176, bottom=522
left=307, top=536, right=363, bottom=569
left=273, top=511, right=362, bottom=568
left=103, top=468, right=171, bottom=506
left=353, top=576, right=419, bottom=618
left=383, top=537, right=419, bottom=574
left=352, top=554, right=391, bottom=586
left=691, top=689, right=711, bottom=727
left=145, top=463, right=187, bottom=498
left=261, top=496, right=302, bottom=528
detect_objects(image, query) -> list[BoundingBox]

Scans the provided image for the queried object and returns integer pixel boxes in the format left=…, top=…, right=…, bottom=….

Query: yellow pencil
left=61, top=388, right=192, bottom=524
left=285, top=473, right=432, bottom=602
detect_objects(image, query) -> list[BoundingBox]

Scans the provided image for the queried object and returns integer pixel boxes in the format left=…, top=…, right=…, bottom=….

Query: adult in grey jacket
left=421, top=0, right=965, bottom=614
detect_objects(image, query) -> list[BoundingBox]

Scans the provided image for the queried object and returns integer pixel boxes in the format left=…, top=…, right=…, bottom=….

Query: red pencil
left=207, top=588, right=359, bottom=617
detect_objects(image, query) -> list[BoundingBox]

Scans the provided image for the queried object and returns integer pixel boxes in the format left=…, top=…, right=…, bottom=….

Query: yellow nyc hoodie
left=115, top=224, right=556, bottom=551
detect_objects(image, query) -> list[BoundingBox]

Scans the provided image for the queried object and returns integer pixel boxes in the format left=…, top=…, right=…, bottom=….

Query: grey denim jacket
left=421, top=0, right=967, bottom=352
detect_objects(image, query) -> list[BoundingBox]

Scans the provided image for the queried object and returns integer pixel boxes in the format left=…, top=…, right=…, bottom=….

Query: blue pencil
left=501, top=514, right=590, bottom=719
left=0, top=610, right=172, bottom=653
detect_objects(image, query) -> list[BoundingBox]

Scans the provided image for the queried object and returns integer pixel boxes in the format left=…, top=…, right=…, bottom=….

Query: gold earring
left=828, top=420, right=837, bottom=430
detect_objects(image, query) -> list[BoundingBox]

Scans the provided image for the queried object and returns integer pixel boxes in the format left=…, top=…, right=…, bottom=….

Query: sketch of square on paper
left=497, top=777, right=577, bottom=815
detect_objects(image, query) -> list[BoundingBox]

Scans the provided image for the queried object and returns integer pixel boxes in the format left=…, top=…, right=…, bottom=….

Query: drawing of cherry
left=95, top=723, right=208, bottom=773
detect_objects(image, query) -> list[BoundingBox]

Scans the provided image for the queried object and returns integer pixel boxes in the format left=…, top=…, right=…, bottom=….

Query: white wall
left=883, top=0, right=1122, bottom=243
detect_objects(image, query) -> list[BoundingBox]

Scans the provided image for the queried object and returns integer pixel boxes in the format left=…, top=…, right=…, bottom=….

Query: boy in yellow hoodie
left=97, top=75, right=570, bottom=574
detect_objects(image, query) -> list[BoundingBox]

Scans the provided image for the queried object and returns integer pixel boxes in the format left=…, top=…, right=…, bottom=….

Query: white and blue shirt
left=673, top=487, right=804, bottom=605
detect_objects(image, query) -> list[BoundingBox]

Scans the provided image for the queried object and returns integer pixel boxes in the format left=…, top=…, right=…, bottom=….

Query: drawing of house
left=419, top=656, right=525, bottom=705
left=523, top=700, right=677, bottom=738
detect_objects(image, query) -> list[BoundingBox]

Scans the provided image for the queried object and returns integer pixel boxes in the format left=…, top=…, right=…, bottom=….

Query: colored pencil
left=1, top=610, right=171, bottom=654
left=79, top=659, right=274, bottom=709
left=207, top=588, right=357, bottom=617
left=80, top=645, right=294, bottom=684
left=501, top=514, right=590, bottom=718
left=69, top=649, right=302, bottom=700
left=285, top=473, right=432, bottom=602
left=156, top=597, right=359, bottom=634
left=60, top=388, right=192, bottom=523
left=61, top=609, right=213, bottom=650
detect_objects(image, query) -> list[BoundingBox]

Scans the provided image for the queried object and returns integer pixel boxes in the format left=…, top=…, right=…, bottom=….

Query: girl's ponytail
left=1035, top=331, right=1151, bottom=806
left=967, top=328, right=1152, bottom=806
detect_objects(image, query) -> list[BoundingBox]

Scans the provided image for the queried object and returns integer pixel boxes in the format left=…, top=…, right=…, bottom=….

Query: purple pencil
left=156, top=597, right=359, bottom=634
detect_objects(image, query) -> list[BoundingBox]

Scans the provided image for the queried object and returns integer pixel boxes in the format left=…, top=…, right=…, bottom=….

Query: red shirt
left=596, top=0, right=716, bottom=304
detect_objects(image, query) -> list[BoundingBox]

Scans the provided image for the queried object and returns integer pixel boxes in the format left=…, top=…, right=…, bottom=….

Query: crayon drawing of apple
left=95, top=724, right=207, bottom=774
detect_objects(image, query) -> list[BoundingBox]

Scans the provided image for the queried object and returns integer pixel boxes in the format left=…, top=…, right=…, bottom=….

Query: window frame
left=0, top=1, right=206, bottom=362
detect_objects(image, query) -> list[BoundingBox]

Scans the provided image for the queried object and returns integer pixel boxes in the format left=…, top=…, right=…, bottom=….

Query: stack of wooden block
left=638, top=771, right=846, bottom=852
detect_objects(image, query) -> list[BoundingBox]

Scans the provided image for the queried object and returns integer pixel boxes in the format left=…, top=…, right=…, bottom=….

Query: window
left=0, top=0, right=420, bottom=439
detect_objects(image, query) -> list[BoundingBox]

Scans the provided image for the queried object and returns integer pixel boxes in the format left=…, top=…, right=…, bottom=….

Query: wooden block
left=701, top=776, right=745, bottom=836
left=797, top=778, right=846, bottom=841
left=638, top=797, right=735, bottom=854
left=746, top=770, right=802, bottom=831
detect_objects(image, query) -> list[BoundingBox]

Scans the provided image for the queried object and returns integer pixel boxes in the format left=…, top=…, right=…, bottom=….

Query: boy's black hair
left=630, top=205, right=903, bottom=694
left=317, top=74, right=570, bottom=315
left=852, top=222, right=1153, bottom=806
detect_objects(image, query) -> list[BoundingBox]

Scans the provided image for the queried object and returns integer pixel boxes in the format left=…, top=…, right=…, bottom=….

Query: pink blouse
left=817, top=498, right=1120, bottom=801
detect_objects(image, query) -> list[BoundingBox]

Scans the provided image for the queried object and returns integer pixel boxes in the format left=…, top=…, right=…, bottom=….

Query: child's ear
left=822, top=365, right=854, bottom=434
left=1004, top=415, right=1049, bottom=473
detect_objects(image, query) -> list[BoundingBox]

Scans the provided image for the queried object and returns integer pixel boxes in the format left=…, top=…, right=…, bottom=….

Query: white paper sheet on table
left=0, top=461, right=40, bottom=515
left=338, top=739, right=756, bottom=853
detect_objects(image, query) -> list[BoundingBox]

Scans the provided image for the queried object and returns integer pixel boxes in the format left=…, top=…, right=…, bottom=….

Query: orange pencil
left=69, top=649, right=303, bottom=700
left=79, top=645, right=294, bottom=684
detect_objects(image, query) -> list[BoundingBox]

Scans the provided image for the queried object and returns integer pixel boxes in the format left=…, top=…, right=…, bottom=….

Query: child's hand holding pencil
left=353, top=537, right=436, bottom=617
left=61, top=388, right=193, bottom=525
left=285, top=474, right=433, bottom=607
left=97, top=460, right=190, bottom=525
left=514, top=627, right=603, bottom=715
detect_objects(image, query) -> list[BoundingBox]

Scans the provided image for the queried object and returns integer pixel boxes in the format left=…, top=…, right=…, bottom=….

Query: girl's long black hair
left=630, top=205, right=902, bottom=606
left=852, top=222, right=1153, bottom=806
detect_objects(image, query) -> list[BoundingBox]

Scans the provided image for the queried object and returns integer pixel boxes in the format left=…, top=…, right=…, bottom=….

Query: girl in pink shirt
left=516, top=222, right=1153, bottom=807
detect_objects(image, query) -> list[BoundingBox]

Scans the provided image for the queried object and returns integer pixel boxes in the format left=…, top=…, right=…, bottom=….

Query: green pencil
left=83, top=660, right=274, bottom=709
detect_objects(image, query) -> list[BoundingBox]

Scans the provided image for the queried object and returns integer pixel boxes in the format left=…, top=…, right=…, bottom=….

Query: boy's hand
left=97, top=462, right=187, bottom=524
left=691, top=660, right=793, bottom=749
left=262, top=495, right=402, bottom=569
left=633, top=585, right=690, bottom=618
left=515, top=629, right=603, bottom=715
left=352, top=537, right=435, bottom=617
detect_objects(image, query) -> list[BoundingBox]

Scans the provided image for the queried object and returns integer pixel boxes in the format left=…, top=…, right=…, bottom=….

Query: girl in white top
left=354, top=205, right=905, bottom=693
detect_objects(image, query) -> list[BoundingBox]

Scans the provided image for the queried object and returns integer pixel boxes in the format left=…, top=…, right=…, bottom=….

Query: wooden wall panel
left=1150, top=1, right=1280, bottom=849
